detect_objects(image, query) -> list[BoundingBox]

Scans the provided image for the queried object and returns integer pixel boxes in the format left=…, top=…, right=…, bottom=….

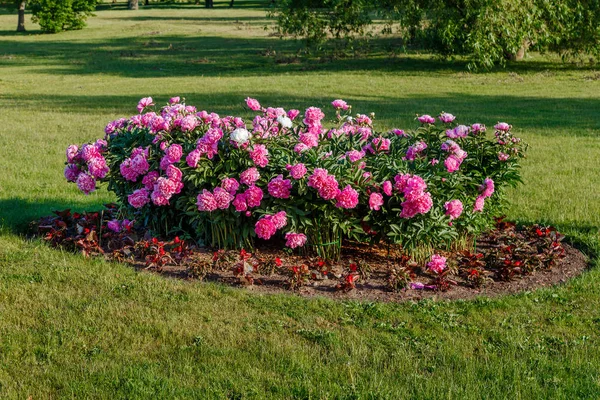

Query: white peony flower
left=230, top=128, right=250, bottom=144
left=277, top=115, right=293, bottom=129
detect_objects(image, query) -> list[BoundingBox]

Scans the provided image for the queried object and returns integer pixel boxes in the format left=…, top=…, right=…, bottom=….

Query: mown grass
left=0, top=5, right=599, bottom=399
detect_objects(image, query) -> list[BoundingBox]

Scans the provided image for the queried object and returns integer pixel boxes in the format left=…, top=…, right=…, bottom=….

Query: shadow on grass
left=1, top=91, right=599, bottom=136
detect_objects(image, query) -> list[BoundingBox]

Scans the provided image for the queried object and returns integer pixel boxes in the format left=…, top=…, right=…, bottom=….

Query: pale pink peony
left=439, top=112, right=456, bottom=123
left=180, top=115, right=198, bottom=132
left=346, top=150, right=365, bottom=162
left=137, top=97, right=153, bottom=113
left=196, top=189, right=218, bottom=212
left=473, top=196, right=485, bottom=212
left=471, top=123, right=486, bottom=134
left=427, top=254, right=447, bottom=274
left=444, top=155, right=462, bottom=173
left=369, top=193, right=384, bottom=211
left=444, top=199, right=463, bottom=220
left=494, top=122, right=511, bottom=131
left=303, top=107, right=325, bottom=126
left=268, top=175, right=292, bottom=199
left=271, top=211, right=288, bottom=230
left=498, top=152, right=510, bottom=161
left=66, top=145, right=79, bottom=163
left=285, top=232, right=307, bottom=249
left=418, top=114, right=435, bottom=124
left=76, top=173, right=96, bottom=194
left=240, top=167, right=260, bottom=186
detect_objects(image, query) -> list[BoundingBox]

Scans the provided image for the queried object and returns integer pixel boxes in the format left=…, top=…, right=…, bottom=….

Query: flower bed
left=64, top=97, right=526, bottom=261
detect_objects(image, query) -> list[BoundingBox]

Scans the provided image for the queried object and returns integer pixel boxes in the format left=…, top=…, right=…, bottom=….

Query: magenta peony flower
left=80, top=144, right=100, bottom=162
left=180, top=115, right=198, bottom=132
left=244, top=185, right=264, bottom=208
left=107, top=220, right=121, bottom=233
left=137, top=97, right=153, bottom=113
left=66, top=145, right=79, bottom=163
left=335, top=185, right=359, bottom=209
left=164, top=144, right=183, bottom=163
left=155, top=177, right=177, bottom=198
left=240, top=167, right=260, bottom=186
left=271, top=211, right=288, bottom=230
left=382, top=180, right=393, bottom=196
left=245, top=97, right=261, bottom=111
left=479, top=178, right=495, bottom=198
left=196, top=189, right=218, bottom=212
left=169, top=96, right=180, bottom=104
left=88, top=156, right=110, bottom=179
left=166, top=165, right=182, bottom=182
left=64, top=164, right=80, bottom=182
left=268, top=175, right=292, bottom=199
left=233, top=193, right=248, bottom=212
left=221, top=177, right=240, bottom=195
left=287, top=163, right=307, bottom=180
left=346, top=150, right=365, bottom=163
left=186, top=149, right=202, bottom=168
left=255, top=217, right=277, bottom=240
left=128, top=188, right=150, bottom=208
left=439, top=112, right=456, bottom=123
left=308, top=168, right=339, bottom=200
left=213, top=187, right=234, bottom=209
left=444, top=199, right=463, bottom=220
left=142, top=171, right=159, bottom=190
left=444, top=155, right=462, bottom=173
left=331, top=99, right=349, bottom=110
left=473, top=196, right=485, bottom=212
left=76, top=173, right=96, bottom=195
left=285, top=232, right=307, bottom=249
left=400, top=192, right=433, bottom=218
left=369, top=193, right=384, bottom=211
left=427, top=254, right=447, bottom=274
left=471, top=123, right=486, bottom=134
left=249, top=144, right=269, bottom=168
left=418, top=114, right=435, bottom=124
left=287, top=109, right=300, bottom=120
left=392, top=128, right=407, bottom=136
left=303, top=107, right=325, bottom=126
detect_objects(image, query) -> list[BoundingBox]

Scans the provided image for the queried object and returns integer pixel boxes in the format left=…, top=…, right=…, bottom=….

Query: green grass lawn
left=1, top=5, right=600, bottom=399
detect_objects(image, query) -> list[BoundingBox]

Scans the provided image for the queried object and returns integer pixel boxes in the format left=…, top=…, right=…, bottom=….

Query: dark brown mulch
left=32, top=208, right=590, bottom=302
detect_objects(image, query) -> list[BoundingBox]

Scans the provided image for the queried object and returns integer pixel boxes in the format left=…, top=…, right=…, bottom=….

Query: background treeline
left=271, top=0, right=600, bottom=69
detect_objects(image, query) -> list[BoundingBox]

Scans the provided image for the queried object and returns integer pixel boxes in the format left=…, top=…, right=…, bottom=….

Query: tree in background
left=16, top=0, right=26, bottom=31
left=128, top=0, right=138, bottom=9
left=29, top=0, right=97, bottom=33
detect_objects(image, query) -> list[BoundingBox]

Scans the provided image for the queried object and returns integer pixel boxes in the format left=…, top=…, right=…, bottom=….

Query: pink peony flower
left=494, top=122, right=511, bottom=131
left=66, top=145, right=79, bottom=163
left=80, top=144, right=100, bottom=162
left=128, top=188, right=150, bottom=208
left=346, top=150, right=365, bottom=163
left=335, top=185, right=359, bottom=209
left=444, top=199, right=463, bottom=220
left=308, top=168, right=339, bottom=200
left=444, top=155, right=462, bottom=173
left=196, top=189, right=218, bottom=212
left=303, top=107, right=325, bottom=126
left=331, top=99, right=349, bottom=110
left=268, top=175, right=292, bottom=199
left=166, top=165, right=182, bottom=181
left=107, top=220, right=121, bottom=233
left=88, top=156, right=110, bottom=179
left=369, top=193, right=384, bottom=211
left=287, top=109, right=300, bottom=120
left=299, top=132, right=319, bottom=148
left=498, top=152, right=510, bottom=161
left=142, top=171, right=159, bottom=190
left=406, top=141, right=428, bottom=161
left=382, top=180, right=393, bottom=196
left=392, top=128, right=407, bottom=136
left=64, top=164, right=80, bottom=182
left=137, top=97, right=153, bottom=113
left=473, top=196, right=485, bottom=212
left=255, top=217, right=277, bottom=240
left=399, top=191, right=433, bottom=218
left=155, top=177, right=177, bottom=198
left=164, top=144, right=183, bottom=163
left=213, top=187, right=234, bottom=209
left=233, top=193, right=248, bottom=212
left=244, top=185, right=264, bottom=208
left=186, top=149, right=202, bottom=168
left=418, top=114, right=435, bottom=124
left=479, top=178, right=495, bottom=198
left=221, top=177, right=239, bottom=195
left=271, top=211, right=288, bottom=230
left=169, top=96, right=180, bottom=104
left=76, top=173, right=96, bottom=195
left=439, top=112, right=456, bottom=123
left=180, top=115, right=198, bottom=132
left=245, top=97, right=261, bottom=111
left=285, top=232, right=307, bottom=249
left=427, top=254, right=447, bottom=274
left=287, top=163, right=307, bottom=180
left=471, top=123, right=486, bottom=134
left=240, top=167, right=260, bottom=186
left=249, top=144, right=269, bottom=168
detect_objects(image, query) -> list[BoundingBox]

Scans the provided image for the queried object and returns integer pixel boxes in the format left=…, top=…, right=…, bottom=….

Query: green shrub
left=30, top=0, right=97, bottom=33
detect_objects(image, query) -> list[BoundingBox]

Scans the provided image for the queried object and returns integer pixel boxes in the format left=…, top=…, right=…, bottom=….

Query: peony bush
left=64, top=97, right=526, bottom=259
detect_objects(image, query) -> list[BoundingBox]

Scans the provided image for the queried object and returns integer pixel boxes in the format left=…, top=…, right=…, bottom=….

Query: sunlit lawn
left=0, top=5, right=599, bottom=398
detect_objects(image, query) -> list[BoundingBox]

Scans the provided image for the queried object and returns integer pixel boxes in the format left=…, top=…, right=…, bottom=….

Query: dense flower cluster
left=64, top=97, right=526, bottom=257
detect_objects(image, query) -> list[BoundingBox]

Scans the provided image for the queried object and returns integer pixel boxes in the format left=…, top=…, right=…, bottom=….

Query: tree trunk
left=229, top=0, right=234, bottom=7
left=144, top=0, right=149, bottom=6
left=205, top=0, right=213, bottom=8
left=128, top=0, right=139, bottom=10
left=17, top=1, right=26, bottom=32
